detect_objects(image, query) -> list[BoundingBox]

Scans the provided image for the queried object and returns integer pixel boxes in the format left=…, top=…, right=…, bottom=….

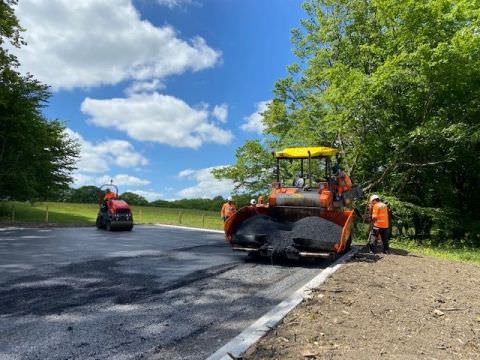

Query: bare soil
left=245, top=248, right=480, bottom=359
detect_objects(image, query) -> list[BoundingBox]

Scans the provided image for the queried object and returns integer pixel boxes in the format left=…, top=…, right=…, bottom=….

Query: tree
left=120, top=192, right=149, bottom=206
left=0, top=0, right=79, bottom=200
left=212, top=140, right=275, bottom=194
left=67, top=186, right=100, bottom=203
left=216, top=0, right=480, bottom=241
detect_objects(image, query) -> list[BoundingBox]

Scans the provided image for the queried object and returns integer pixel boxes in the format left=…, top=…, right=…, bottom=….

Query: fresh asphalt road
left=0, top=225, right=330, bottom=360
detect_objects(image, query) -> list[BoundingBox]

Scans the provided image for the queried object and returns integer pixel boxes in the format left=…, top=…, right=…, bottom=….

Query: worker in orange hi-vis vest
left=220, top=196, right=237, bottom=222
left=333, top=166, right=353, bottom=197
left=368, top=194, right=390, bottom=254
left=104, top=188, right=116, bottom=201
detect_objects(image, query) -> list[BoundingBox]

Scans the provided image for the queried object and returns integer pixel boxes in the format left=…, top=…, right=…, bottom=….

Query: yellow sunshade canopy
left=274, top=146, right=338, bottom=159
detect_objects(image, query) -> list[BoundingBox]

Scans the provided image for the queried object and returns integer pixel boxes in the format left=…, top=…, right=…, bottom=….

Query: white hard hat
left=370, top=194, right=380, bottom=202
left=250, top=199, right=257, bottom=205
left=227, top=196, right=233, bottom=201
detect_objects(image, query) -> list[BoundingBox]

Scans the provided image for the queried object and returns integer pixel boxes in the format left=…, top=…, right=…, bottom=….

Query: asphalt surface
left=0, top=225, right=330, bottom=360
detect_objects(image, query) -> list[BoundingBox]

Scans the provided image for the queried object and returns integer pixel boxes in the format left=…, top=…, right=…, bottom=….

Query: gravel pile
left=233, top=215, right=290, bottom=247
left=291, top=216, right=342, bottom=251
left=233, top=215, right=342, bottom=253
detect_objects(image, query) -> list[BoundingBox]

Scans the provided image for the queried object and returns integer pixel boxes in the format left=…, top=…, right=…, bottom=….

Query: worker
left=368, top=194, right=390, bottom=254
left=293, top=172, right=305, bottom=188
left=257, top=195, right=266, bottom=207
left=104, top=188, right=116, bottom=201
left=220, top=196, right=237, bottom=222
left=332, top=165, right=352, bottom=199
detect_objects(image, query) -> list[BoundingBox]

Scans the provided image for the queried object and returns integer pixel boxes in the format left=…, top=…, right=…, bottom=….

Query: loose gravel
left=292, top=216, right=342, bottom=251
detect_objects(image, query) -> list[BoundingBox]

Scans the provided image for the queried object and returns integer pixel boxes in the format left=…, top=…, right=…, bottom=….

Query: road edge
left=206, top=247, right=359, bottom=360
left=153, top=223, right=224, bottom=233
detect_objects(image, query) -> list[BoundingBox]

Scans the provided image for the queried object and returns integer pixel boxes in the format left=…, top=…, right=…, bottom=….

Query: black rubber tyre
left=95, top=216, right=102, bottom=229
left=106, top=221, right=112, bottom=231
left=96, top=215, right=104, bottom=229
left=343, top=235, right=353, bottom=253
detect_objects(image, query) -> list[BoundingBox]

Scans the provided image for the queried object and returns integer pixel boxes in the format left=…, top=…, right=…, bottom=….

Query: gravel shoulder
left=245, top=248, right=480, bottom=359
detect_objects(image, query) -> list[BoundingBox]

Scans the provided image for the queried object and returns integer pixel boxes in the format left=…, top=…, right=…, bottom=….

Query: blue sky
left=12, top=0, right=305, bottom=201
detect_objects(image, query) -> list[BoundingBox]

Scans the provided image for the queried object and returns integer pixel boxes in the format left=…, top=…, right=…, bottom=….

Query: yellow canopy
left=274, top=146, right=338, bottom=159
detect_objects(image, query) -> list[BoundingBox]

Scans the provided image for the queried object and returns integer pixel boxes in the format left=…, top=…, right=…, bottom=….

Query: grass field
left=352, top=223, right=480, bottom=265
left=389, top=240, right=480, bottom=265
left=0, top=201, right=223, bottom=230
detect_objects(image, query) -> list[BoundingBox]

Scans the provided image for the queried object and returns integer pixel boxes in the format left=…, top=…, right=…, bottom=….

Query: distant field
left=0, top=201, right=224, bottom=230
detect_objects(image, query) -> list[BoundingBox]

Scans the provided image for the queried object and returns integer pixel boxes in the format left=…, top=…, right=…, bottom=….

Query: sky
left=11, top=0, right=305, bottom=201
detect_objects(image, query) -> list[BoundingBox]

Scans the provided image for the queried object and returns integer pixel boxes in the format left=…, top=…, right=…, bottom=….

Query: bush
left=380, top=195, right=470, bottom=245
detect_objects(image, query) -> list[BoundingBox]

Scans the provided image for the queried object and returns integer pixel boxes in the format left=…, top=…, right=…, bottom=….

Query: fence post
left=45, top=205, right=49, bottom=224
left=139, top=209, right=143, bottom=224
left=202, top=214, right=206, bottom=227
left=178, top=211, right=182, bottom=224
left=10, top=204, right=15, bottom=224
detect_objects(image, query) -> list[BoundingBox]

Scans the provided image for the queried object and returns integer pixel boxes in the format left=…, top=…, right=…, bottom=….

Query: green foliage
left=212, top=140, right=275, bottom=194
left=381, top=195, right=463, bottom=242
left=65, top=186, right=100, bottom=203
left=119, top=192, right=148, bottom=206
left=216, top=0, right=480, bottom=243
left=150, top=195, right=254, bottom=212
left=0, top=1, right=79, bottom=200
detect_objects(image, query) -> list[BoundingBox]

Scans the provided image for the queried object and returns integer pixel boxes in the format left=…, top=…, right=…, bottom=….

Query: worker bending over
left=368, top=194, right=390, bottom=254
left=221, top=196, right=237, bottom=222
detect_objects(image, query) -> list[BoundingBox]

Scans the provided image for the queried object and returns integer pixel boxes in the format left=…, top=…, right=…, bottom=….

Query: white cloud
left=157, top=0, right=194, bottom=8
left=212, top=104, right=228, bottom=123
left=65, top=128, right=148, bottom=173
left=71, top=173, right=96, bottom=188
left=98, top=174, right=150, bottom=186
left=127, top=190, right=164, bottom=202
left=241, top=101, right=270, bottom=134
left=71, top=173, right=150, bottom=188
left=177, top=166, right=234, bottom=199
left=11, top=0, right=220, bottom=90
left=125, top=79, right=165, bottom=95
left=81, top=93, right=233, bottom=149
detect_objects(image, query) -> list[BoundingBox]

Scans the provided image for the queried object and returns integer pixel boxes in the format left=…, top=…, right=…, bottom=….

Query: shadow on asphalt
left=0, top=227, right=333, bottom=359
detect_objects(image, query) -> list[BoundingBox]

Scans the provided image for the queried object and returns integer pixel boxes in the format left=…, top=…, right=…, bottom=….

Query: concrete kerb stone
left=153, top=223, right=224, bottom=234
left=206, top=247, right=359, bottom=360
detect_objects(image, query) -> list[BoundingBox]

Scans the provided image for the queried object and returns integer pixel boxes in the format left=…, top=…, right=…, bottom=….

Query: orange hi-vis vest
left=337, top=174, right=352, bottom=194
left=221, top=202, right=236, bottom=218
left=372, top=201, right=389, bottom=229
left=104, top=192, right=116, bottom=201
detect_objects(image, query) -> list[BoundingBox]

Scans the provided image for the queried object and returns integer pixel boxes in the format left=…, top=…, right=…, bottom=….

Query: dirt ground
left=245, top=248, right=480, bottom=359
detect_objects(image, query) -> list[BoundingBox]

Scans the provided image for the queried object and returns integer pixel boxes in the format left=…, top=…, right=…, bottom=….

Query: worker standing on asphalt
left=104, top=188, right=116, bottom=201
left=221, top=196, right=237, bottom=222
left=368, top=194, right=390, bottom=254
